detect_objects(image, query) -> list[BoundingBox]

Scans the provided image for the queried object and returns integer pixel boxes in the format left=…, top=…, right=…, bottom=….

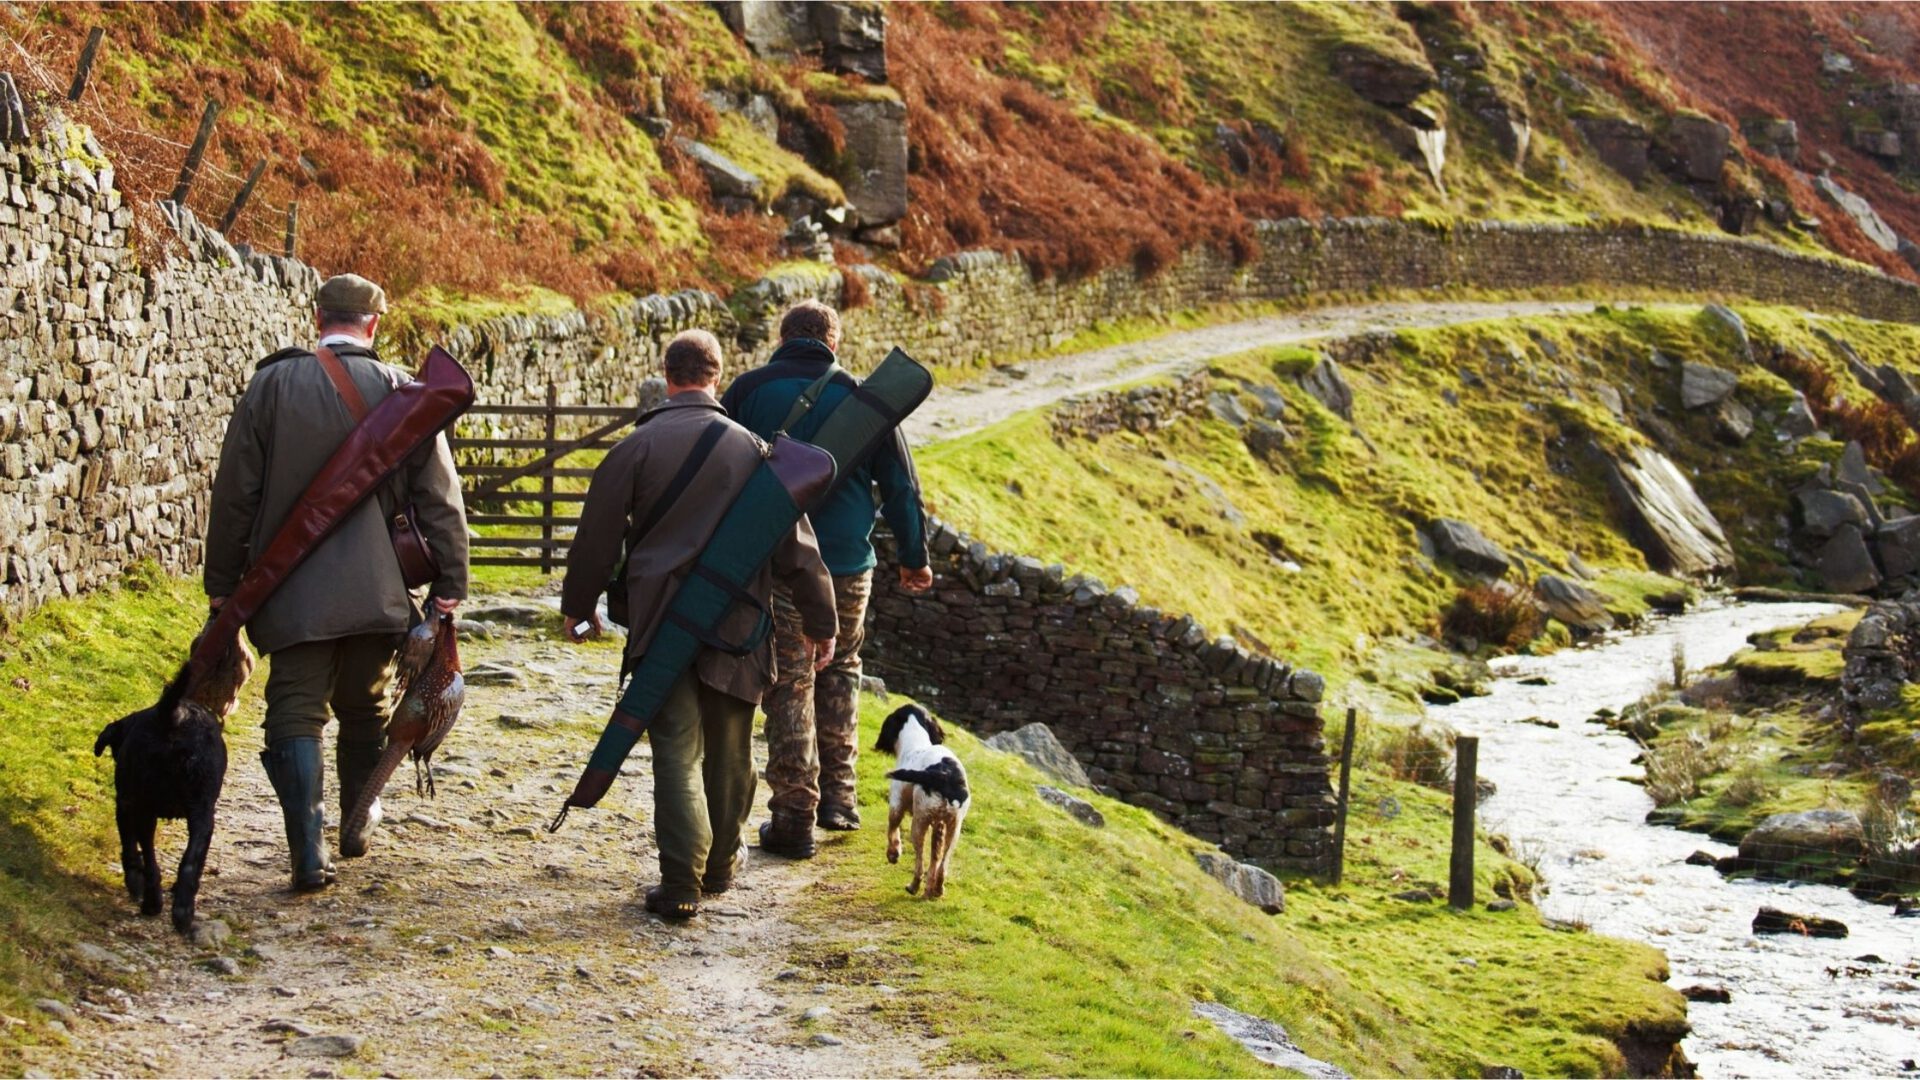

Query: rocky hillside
left=3, top=2, right=1919, bottom=328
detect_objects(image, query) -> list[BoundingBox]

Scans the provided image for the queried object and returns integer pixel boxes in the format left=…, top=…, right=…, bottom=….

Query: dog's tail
left=155, top=663, right=192, bottom=723
left=93, top=717, right=126, bottom=757
left=886, top=759, right=970, bottom=805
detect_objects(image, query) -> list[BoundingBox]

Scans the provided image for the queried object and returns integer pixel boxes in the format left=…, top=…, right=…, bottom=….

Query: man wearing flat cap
left=206, top=273, right=469, bottom=892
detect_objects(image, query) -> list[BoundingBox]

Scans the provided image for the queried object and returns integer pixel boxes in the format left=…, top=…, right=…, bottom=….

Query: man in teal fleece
left=720, top=300, right=932, bottom=856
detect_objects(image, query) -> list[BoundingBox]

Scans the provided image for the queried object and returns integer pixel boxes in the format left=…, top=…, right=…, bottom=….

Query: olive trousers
left=648, top=669, right=756, bottom=903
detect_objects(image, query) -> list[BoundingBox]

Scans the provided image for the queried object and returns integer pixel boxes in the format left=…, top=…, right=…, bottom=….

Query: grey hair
left=317, top=309, right=378, bottom=334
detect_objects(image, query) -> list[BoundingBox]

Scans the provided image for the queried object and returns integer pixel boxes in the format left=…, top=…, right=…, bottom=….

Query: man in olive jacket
left=205, top=274, right=469, bottom=892
left=561, top=329, right=837, bottom=919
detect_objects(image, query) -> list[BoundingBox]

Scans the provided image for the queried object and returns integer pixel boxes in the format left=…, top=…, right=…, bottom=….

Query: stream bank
left=1431, top=600, right=1917, bottom=1077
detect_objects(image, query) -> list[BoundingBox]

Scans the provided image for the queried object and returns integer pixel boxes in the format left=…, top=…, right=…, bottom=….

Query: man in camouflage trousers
left=720, top=300, right=931, bottom=857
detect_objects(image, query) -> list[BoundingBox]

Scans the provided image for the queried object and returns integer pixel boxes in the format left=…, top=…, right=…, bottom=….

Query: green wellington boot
left=336, top=736, right=385, bottom=859
left=260, top=738, right=336, bottom=891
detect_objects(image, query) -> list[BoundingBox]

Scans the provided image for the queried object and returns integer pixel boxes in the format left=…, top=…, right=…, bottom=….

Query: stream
left=1428, top=601, right=1918, bottom=1077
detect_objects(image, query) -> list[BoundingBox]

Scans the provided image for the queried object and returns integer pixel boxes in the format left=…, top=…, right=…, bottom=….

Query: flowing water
left=1429, top=601, right=1919, bottom=1077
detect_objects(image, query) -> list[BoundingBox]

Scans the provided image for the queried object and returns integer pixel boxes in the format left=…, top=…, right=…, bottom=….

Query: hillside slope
left=3, top=2, right=1917, bottom=325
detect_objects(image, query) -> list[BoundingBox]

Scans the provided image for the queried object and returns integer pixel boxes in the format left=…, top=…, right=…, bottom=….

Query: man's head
left=663, top=329, right=725, bottom=394
left=315, top=273, right=388, bottom=344
left=778, top=299, right=841, bottom=352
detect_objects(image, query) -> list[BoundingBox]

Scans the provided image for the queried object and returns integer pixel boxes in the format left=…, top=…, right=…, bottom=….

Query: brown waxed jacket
left=204, top=342, right=469, bottom=655
left=561, top=389, right=836, bottom=706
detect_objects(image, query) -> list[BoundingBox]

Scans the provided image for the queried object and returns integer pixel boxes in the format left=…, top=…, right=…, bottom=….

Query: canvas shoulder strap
left=777, top=363, right=847, bottom=435
left=632, top=419, right=730, bottom=543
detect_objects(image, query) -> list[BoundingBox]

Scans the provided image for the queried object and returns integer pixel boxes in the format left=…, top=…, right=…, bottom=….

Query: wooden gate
left=452, top=387, right=637, bottom=572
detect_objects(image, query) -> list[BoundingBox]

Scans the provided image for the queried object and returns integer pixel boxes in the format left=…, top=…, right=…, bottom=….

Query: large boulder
left=1659, top=113, right=1731, bottom=183
left=1742, top=116, right=1800, bottom=163
left=1575, top=114, right=1651, bottom=184
left=1713, top=398, right=1754, bottom=444
left=1815, top=174, right=1901, bottom=253
left=1428, top=519, right=1511, bottom=579
left=1679, top=361, right=1738, bottom=409
left=1296, top=356, right=1355, bottom=421
left=1753, top=906, right=1848, bottom=938
left=674, top=138, right=762, bottom=200
left=812, top=2, right=887, bottom=82
left=1819, top=524, right=1882, bottom=594
left=1601, top=446, right=1735, bottom=577
left=1194, top=851, right=1285, bottom=914
left=1329, top=42, right=1436, bottom=107
left=715, top=1, right=816, bottom=56
left=1739, top=809, right=1865, bottom=868
left=1839, top=440, right=1885, bottom=495
left=1796, top=489, right=1869, bottom=538
left=1876, top=515, right=1920, bottom=580
left=1534, top=574, right=1611, bottom=632
left=985, top=722, right=1091, bottom=788
left=831, top=97, right=909, bottom=225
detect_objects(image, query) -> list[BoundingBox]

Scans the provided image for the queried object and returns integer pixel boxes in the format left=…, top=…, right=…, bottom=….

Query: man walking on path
left=721, top=300, right=932, bottom=857
left=205, top=273, right=469, bottom=892
left=561, top=329, right=837, bottom=919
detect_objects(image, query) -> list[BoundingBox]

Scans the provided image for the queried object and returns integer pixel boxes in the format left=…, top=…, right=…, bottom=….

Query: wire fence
left=1, top=13, right=300, bottom=260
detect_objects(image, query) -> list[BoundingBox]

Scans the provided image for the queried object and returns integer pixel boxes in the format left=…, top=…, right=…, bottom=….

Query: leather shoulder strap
left=316, top=346, right=370, bottom=422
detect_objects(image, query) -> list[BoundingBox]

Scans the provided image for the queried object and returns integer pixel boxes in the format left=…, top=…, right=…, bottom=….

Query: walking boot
left=757, top=813, right=817, bottom=859
left=817, top=804, right=861, bottom=832
left=336, top=736, right=385, bottom=859
left=260, top=738, right=335, bottom=891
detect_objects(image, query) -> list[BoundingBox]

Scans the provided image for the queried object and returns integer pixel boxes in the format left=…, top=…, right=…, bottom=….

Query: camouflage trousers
left=765, top=570, right=872, bottom=819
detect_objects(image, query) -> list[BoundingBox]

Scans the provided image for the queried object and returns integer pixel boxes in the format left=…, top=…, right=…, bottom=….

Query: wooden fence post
left=1332, top=707, right=1357, bottom=885
left=540, top=384, right=558, bottom=574
left=67, top=28, right=104, bottom=102
left=167, top=98, right=220, bottom=207
left=283, top=201, right=298, bottom=258
left=1449, top=735, right=1479, bottom=910
left=219, top=157, right=267, bottom=235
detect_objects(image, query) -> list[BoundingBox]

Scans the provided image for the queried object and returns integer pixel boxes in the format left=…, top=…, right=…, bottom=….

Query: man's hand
left=898, top=565, right=934, bottom=594
left=565, top=611, right=604, bottom=643
left=808, top=636, right=836, bottom=672
left=208, top=595, right=227, bottom=613
left=432, top=596, right=460, bottom=616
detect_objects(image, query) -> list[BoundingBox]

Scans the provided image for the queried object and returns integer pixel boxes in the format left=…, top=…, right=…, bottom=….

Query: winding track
left=906, top=298, right=1613, bottom=445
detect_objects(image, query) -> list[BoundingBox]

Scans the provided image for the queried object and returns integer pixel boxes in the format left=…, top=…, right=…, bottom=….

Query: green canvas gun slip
left=550, top=435, right=836, bottom=827
left=551, top=346, right=933, bottom=828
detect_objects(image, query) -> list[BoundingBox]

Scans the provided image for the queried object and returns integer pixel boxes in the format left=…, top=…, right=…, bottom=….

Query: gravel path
left=905, top=299, right=1607, bottom=445
left=37, top=603, right=939, bottom=1079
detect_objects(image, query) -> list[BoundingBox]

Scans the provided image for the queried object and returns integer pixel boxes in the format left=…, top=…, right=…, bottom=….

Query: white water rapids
left=1428, top=601, right=1918, bottom=1077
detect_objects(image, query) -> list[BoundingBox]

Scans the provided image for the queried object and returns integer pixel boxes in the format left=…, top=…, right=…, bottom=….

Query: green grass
left=0, top=564, right=211, bottom=1065
left=802, top=696, right=1685, bottom=1077
left=918, top=305, right=1885, bottom=678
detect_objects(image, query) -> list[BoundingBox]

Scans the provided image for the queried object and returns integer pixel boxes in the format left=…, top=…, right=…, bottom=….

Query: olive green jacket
left=561, top=390, right=836, bottom=706
left=204, top=343, right=469, bottom=655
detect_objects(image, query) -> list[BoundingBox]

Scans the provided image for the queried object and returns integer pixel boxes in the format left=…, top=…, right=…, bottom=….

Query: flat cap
left=315, top=273, right=388, bottom=315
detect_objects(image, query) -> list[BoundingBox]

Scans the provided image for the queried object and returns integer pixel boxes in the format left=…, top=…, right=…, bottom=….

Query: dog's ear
left=923, top=711, right=946, bottom=745
left=875, top=706, right=910, bottom=753
left=94, top=717, right=124, bottom=758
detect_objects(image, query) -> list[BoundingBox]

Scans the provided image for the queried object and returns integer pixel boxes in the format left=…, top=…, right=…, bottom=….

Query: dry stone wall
left=865, top=517, right=1338, bottom=876
left=0, top=121, right=315, bottom=622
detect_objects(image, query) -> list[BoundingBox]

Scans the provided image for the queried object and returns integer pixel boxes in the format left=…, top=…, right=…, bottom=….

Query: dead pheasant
left=340, top=614, right=465, bottom=845
left=184, top=616, right=255, bottom=719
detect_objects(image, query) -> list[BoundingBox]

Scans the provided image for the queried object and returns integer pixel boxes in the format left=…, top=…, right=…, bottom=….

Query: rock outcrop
left=1657, top=113, right=1731, bottom=183
left=1427, top=519, right=1512, bottom=579
left=1534, top=574, right=1611, bottom=632
left=1328, top=41, right=1436, bottom=107
left=987, top=723, right=1093, bottom=788
left=1600, top=446, right=1735, bottom=577
left=1193, top=850, right=1286, bottom=914
left=831, top=97, right=909, bottom=226
left=1575, top=114, right=1651, bottom=184
left=1815, top=174, right=1902, bottom=253
left=1296, top=356, right=1355, bottom=421
left=1739, top=809, right=1866, bottom=870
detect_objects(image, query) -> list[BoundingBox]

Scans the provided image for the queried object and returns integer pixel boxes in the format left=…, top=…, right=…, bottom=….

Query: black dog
left=94, top=667, right=227, bottom=933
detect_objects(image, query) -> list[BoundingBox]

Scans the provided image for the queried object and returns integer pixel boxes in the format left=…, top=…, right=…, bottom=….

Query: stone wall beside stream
left=865, top=518, right=1338, bottom=876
